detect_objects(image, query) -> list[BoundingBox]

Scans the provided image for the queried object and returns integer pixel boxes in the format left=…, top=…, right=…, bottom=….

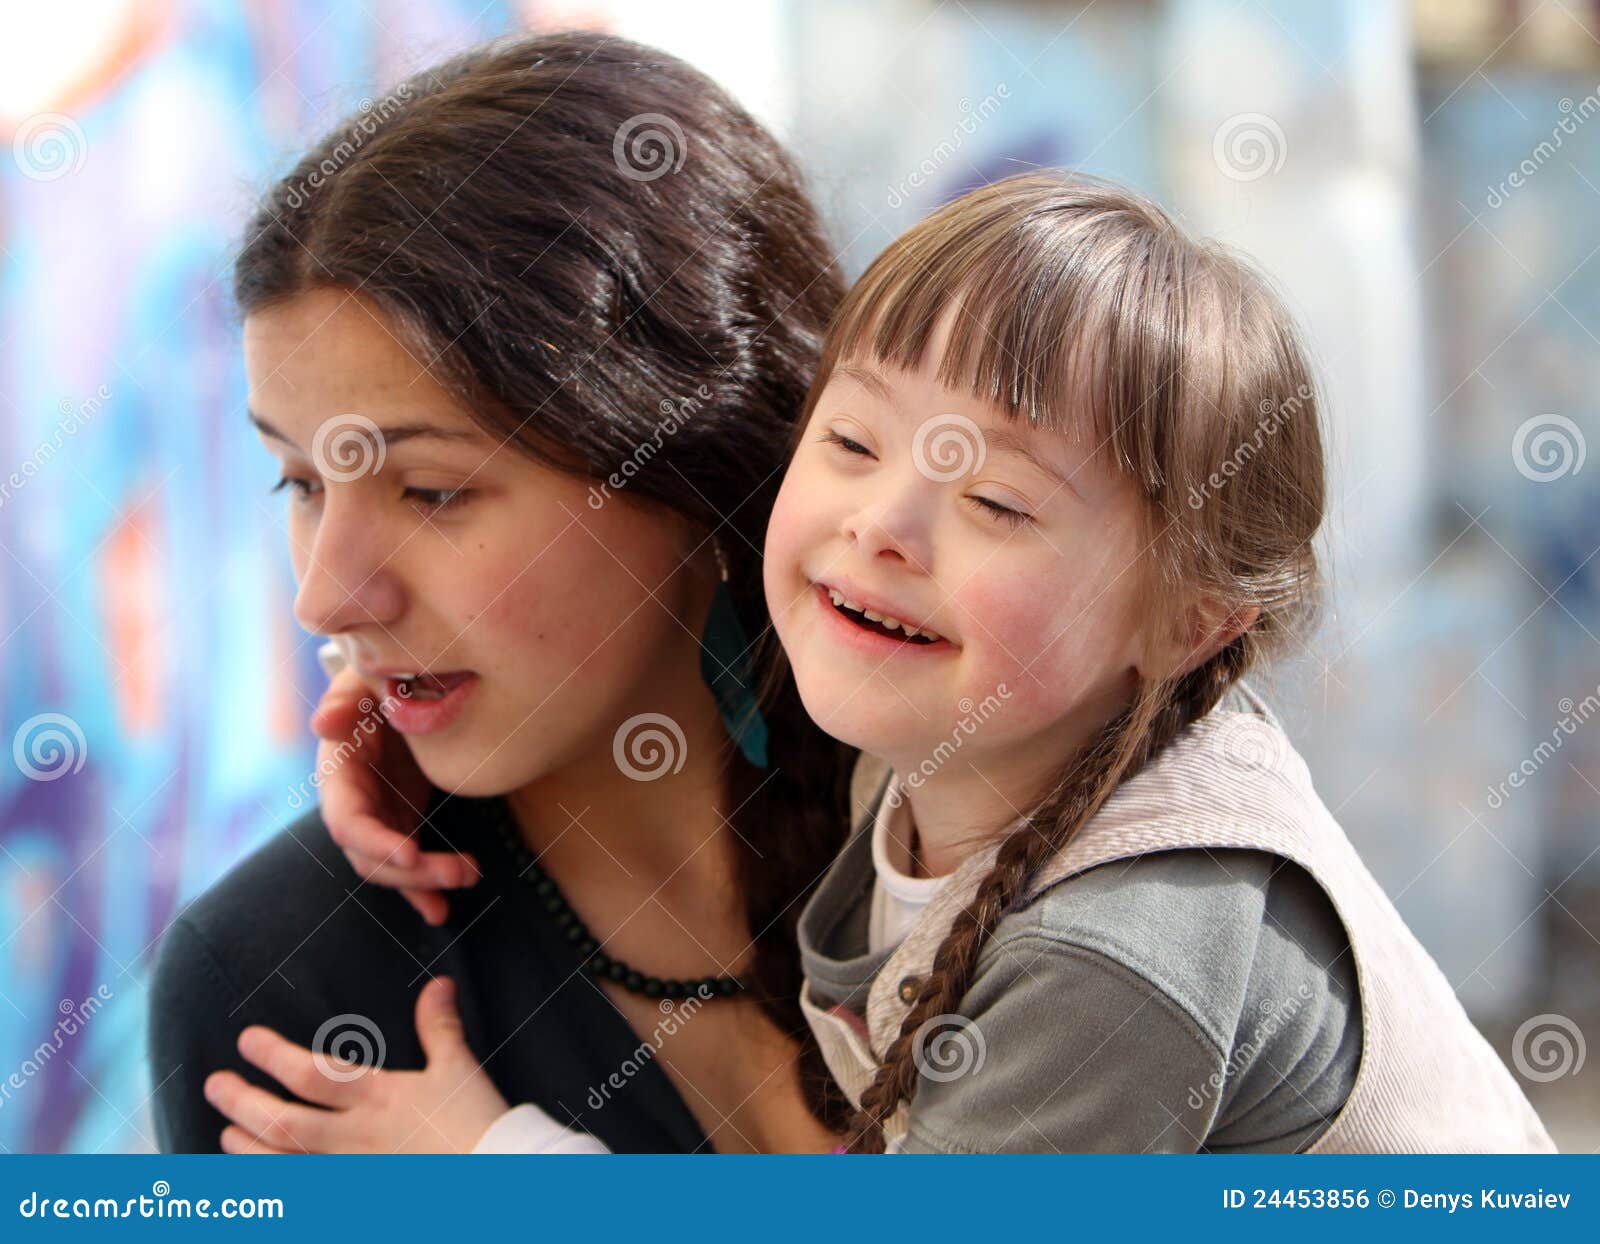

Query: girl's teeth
left=823, top=584, right=944, bottom=643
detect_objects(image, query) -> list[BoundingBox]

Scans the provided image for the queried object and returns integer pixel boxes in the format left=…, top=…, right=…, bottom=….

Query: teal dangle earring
left=700, top=537, right=770, bottom=769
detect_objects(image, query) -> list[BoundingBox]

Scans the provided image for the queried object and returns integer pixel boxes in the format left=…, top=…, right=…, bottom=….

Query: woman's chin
left=409, top=746, right=514, bottom=801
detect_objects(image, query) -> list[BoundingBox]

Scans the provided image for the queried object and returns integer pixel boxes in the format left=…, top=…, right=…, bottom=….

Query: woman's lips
left=379, top=671, right=480, bottom=735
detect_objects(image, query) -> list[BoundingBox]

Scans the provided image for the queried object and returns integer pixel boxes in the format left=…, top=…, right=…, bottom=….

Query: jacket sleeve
left=897, top=935, right=1229, bottom=1153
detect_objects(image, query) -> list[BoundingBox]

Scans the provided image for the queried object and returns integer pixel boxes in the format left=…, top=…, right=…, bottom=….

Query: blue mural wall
left=0, top=0, right=512, bottom=1155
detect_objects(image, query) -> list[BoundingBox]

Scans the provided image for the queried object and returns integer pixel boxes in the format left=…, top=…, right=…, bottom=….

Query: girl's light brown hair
left=819, top=171, right=1328, bottom=1152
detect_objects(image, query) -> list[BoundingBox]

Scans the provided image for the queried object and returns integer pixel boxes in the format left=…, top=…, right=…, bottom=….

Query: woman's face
left=245, top=286, right=713, bottom=796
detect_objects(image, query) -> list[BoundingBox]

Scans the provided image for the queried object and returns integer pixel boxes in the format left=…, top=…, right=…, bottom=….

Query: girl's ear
left=1146, top=597, right=1260, bottom=682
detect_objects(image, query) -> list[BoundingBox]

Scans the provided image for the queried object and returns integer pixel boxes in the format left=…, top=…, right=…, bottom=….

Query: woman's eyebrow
left=248, top=411, right=488, bottom=451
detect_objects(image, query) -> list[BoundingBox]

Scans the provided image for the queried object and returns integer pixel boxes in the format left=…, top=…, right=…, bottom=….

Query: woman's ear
left=1144, top=597, right=1260, bottom=682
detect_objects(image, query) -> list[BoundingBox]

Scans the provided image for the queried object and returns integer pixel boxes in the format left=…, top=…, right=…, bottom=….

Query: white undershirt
left=867, top=775, right=947, bottom=954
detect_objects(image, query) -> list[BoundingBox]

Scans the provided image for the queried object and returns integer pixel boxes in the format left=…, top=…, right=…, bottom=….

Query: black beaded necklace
left=486, top=798, right=747, bottom=1002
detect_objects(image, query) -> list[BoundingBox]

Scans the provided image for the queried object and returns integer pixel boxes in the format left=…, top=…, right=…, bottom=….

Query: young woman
left=148, top=31, right=859, bottom=1154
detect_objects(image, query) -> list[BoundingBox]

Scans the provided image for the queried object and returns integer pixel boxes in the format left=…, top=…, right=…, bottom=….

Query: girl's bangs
left=814, top=182, right=1193, bottom=485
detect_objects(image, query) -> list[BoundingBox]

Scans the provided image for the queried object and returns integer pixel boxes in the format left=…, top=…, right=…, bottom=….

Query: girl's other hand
left=311, top=665, right=479, bottom=925
left=206, top=977, right=509, bottom=1153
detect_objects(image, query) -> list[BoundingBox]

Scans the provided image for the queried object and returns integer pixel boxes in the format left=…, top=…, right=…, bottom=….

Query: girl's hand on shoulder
left=205, top=977, right=508, bottom=1154
left=312, top=665, right=479, bottom=925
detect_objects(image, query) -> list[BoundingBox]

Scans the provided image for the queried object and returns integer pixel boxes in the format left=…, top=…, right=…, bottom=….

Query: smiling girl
left=767, top=171, right=1554, bottom=1153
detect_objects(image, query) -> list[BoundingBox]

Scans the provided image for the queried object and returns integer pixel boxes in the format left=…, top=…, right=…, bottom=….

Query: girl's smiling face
left=245, top=286, right=714, bottom=796
left=763, top=331, right=1154, bottom=786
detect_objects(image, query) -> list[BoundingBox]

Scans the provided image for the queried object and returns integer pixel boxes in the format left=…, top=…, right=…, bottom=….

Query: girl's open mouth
left=812, top=582, right=953, bottom=655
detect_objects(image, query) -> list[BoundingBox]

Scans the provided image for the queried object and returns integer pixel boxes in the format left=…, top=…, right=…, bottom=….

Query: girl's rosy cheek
left=960, top=583, right=1122, bottom=707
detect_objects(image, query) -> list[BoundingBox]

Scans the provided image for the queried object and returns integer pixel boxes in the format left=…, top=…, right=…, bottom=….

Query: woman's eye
left=819, top=430, right=872, bottom=457
left=968, top=494, right=1032, bottom=528
left=404, top=486, right=473, bottom=514
left=269, top=475, right=321, bottom=502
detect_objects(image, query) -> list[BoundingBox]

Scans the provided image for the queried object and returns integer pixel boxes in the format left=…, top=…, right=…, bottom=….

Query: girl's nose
left=842, top=487, right=933, bottom=574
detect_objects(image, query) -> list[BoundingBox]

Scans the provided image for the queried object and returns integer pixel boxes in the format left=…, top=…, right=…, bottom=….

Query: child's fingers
left=326, top=807, right=421, bottom=871
left=309, top=697, right=360, bottom=740
left=236, top=1026, right=362, bottom=1110
left=401, top=887, right=449, bottom=926
left=220, top=1124, right=295, bottom=1155
left=203, top=1071, right=332, bottom=1153
left=339, top=835, right=478, bottom=889
left=345, top=848, right=476, bottom=892
left=310, top=668, right=374, bottom=739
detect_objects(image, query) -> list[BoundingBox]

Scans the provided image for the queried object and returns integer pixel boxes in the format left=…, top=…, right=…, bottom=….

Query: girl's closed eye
left=967, top=493, right=1033, bottom=528
left=819, top=428, right=872, bottom=457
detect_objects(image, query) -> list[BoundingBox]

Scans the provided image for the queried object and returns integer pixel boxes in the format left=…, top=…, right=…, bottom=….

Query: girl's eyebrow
left=982, top=425, right=1085, bottom=501
left=834, top=365, right=898, bottom=406
left=248, top=411, right=489, bottom=452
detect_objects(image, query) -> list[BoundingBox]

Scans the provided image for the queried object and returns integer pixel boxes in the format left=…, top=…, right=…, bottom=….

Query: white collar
left=870, top=774, right=945, bottom=904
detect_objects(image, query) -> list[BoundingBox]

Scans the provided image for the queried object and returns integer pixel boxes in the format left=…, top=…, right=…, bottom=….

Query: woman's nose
left=291, top=500, right=405, bottom=637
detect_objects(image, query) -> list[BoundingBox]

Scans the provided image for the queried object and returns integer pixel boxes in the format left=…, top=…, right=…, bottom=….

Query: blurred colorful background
left=1, top=0, right=1596, bottom=1152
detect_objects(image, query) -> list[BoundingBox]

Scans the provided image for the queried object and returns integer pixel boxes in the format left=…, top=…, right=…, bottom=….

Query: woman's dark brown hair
left=233, top=31, right=855, bottom=1128
left=811, top=171, right=1328, bottom=1151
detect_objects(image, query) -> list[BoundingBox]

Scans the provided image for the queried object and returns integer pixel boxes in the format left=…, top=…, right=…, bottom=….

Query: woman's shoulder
left=151, top=804, right=432, bottom=1004
left=146, top=805, right=446, bottom=1152
left=162, top=809, right=354, bottom=951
